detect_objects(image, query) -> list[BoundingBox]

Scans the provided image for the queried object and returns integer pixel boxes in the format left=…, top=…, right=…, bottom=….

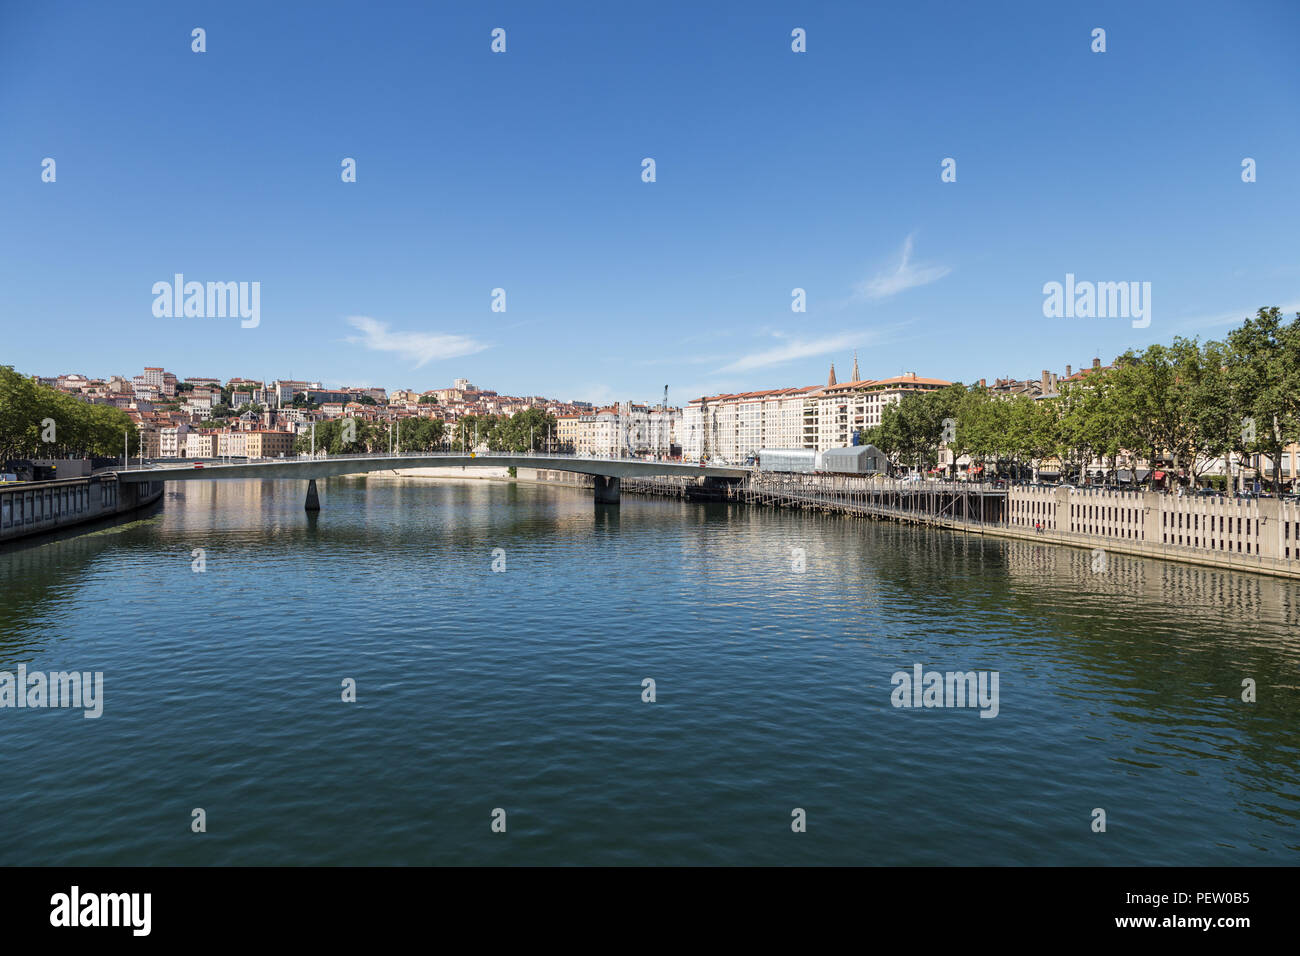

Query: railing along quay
left=714, top=472, right=1300, bottom=581
left=726, top=473, right=1003, bottom=528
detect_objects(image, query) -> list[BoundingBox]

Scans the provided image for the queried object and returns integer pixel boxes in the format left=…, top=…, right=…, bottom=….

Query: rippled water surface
left=2, top=477, right=1298, bottom=865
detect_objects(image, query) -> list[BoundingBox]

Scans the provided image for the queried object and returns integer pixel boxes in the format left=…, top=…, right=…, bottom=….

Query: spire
left=828, top=362, right=837, bottom=387
left=851, top=351, right=860, bottom=382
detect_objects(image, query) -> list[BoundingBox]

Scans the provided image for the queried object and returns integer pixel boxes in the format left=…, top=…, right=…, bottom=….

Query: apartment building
left=184, top=390, right=216, bottom=416
left=137, top=423, right=162, bottom=458
left=160, top=423, right=192, bottom=457
left=276, top=406, right=314, bottom=426
left=185, top=431, right=217, bottom=458
left=619, top=404, right=680, bottom=457
left=272, top=381, right=316, bottom=406
left=558, top=404, right=681, bottom=457
left=683, top=386, right=819, bottom=463
left=216, top=430, right=249, bottom=457
left=682, top=364, right=952, bottom=463
left=573, top=408, right=620, bottom=457
left=805, top=373, right=952, bottom=451
left=245, top=430, right=294, bottom=458
left=556, top=415, right=579, bottom=453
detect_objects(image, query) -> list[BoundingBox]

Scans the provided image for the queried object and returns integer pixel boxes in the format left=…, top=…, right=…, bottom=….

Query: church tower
left=851, top=351, right=860, bottom=382
left=827, top=362, right=837, bottom=387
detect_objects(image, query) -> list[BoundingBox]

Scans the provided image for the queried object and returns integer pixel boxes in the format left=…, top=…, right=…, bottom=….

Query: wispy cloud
left=716, top=330, right=870, bottom=374
left=344, top=316, right=489, bottom=368
left=854, top=234, right=950, bottom=300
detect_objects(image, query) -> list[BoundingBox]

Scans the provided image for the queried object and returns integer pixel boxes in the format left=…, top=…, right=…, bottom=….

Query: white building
left=217, top=431, right=249, bottom=457
left=572, top=408, right=620, bottom=457
left=681, top=360, right=953, bottom=463
left=184, top=431, right=217, bottom=458
left=618, top=403, right=681, bottom=457
left=184, top=391, right=216, bottom=416
left=683, top=386, right=819, bottom=463
left=160, top=424, right=192, bottom=457
left=807, top=373, right=952, bottom=451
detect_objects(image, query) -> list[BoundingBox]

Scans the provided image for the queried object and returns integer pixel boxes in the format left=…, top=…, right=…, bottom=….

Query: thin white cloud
left=344, top=315, right=489, bottom=368
left=716, top=330, right=866, bottom=374
left=854, top=234, right=950, bottom=300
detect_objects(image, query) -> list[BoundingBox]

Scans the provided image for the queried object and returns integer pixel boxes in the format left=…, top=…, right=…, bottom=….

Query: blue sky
left=2, top=0, right=1298, bottom=405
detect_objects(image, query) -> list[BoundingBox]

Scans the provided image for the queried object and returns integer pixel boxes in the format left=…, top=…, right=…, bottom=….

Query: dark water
left=1, top=477, right=1298, bottom=865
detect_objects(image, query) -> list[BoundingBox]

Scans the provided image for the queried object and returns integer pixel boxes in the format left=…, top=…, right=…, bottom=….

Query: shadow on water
left=0, top=499, right=166, bottom=657
left=0, top=497, right=165, bottom=556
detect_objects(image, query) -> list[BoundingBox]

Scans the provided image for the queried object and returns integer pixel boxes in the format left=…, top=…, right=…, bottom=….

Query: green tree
left=1108, top=342, right=1203, bottom=486
left=0, top=366, right=137, bottom=460
left=490, top=408, right=556, bottom=452
left=867, top=386, right=964, bottom=473
left=399, top=417, right=447, bottom=452
left=1224, top=307, right=1300, bottom=492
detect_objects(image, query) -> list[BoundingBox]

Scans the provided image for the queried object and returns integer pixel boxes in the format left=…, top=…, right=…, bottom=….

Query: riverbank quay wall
left=0, top=475, right=164, bottom=544
left=726, top=474, right=1300, bottom=581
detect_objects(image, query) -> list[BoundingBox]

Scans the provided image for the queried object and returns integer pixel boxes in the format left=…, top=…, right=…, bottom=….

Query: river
left=1, top=477, right=1297, bottom=865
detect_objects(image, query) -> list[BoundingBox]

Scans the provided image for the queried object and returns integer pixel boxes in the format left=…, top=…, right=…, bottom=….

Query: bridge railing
left=128, top=451, right=722, bottom=471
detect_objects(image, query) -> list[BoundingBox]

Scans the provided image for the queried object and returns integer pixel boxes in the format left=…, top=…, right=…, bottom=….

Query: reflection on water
left=0, top=477, right=1297, bottom=865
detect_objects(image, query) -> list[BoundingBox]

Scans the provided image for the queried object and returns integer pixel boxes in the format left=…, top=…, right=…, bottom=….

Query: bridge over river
left=114, top=453, right=749, bottom=507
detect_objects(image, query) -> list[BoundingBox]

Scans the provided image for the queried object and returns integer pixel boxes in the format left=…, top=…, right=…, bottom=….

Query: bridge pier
left=593, top=475, right=620, bottom=505
left=305, top=479, right=321, bottom=511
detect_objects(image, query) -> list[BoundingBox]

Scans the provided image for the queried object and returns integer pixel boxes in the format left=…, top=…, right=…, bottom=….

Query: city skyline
left=3, top=1, right=1298, bottom=405
left=20, top=343, right=1121, bottom=409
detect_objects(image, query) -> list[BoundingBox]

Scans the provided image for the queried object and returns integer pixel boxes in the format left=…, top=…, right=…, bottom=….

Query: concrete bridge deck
left=114, top=453, right=749, bottom=507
